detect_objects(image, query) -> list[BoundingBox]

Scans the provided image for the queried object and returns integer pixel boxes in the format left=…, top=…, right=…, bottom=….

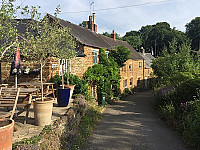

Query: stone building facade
left=1, top=13, right=154, bottom=94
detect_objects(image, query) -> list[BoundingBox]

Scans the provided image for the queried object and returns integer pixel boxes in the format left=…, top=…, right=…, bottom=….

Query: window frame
left=59, top=59, right=71, bottom=76
left=139, top=62, right=142, bottom=69
left=92, top=49, right=99, bottom=64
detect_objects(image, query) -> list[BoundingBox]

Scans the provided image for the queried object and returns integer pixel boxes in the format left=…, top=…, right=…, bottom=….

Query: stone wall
left=71, top=45, right=98, bottom=77
left=1, top=57, right=59, bottom=85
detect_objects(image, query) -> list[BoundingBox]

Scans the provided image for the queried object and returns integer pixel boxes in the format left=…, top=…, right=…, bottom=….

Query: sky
left=12, top=0, right=200, bottom=36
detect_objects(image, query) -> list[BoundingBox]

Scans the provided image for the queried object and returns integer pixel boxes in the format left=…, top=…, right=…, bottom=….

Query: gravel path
left=84, top=91, right=188, bottom=150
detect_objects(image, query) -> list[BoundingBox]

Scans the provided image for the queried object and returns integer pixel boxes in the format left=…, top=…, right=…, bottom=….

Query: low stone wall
left=38, top=107, right=83, bottom=150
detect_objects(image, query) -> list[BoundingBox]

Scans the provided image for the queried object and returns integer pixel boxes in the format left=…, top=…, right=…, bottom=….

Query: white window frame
left=139, top=62, right=142, bottom=69
left=123, top=79, right=127, bottom=88
left=59, top=59, right=71, bottom=76
left=148, top=69, right=150, bottom=75
left=105, top=51, right=109, bottom=58
left=130, top=77, right=133, bottom=85
left=92, top=49, right=99, bottom=64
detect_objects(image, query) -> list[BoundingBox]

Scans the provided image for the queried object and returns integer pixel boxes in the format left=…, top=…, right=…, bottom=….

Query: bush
left=52, top=74, right=90, bottom=100
left=123, top=88, right=132, bottom=95
left=154, top=85, right=176, bottom=109
left=173, top=78, right=200, bottom=106
left=178, top=100, right=200, bottom=148
left=158, top=102, right=176, bottom=126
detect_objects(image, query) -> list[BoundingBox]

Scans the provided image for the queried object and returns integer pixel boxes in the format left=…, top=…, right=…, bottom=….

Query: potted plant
left=57, top=61, right=76, bottom=107
left=0, top=118, right=14, bottom=150
left=0, top=1, right=24, bottom=148
left=21, top=7, right=76, bottom=125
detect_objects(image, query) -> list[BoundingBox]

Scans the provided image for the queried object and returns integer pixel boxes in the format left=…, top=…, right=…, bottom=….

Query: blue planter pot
left=57, top=87, right=70, bottom=107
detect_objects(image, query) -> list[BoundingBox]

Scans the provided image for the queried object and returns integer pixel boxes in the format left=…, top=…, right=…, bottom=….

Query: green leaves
left=152, top=40, right=200, bottom=86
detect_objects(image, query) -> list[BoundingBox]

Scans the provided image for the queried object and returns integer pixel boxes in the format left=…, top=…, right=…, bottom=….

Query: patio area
left=12, top=98, right=73, bottom=142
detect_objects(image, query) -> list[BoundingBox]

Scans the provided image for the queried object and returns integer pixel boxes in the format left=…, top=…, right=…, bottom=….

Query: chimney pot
left=141, top=47, right=145, bottom=55
left=92, top=13, right=96, bottom=24
left=111, top=30, right=116, bottom=40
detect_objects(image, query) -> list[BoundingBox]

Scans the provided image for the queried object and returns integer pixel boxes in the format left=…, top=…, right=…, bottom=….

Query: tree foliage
left=123, top=30, right=142, bottom=51
left=102, top=31, right=121, bottom=40
left=122, top=22, right=188, bottom=56
left=151, top=39, right=200, bottom=86
left=185, top=17, right=200, bottom=50
left=0, top=0, right=20, bottom=60
left=84, top=48, right=121, bottom=103
left=20, top=6, right=76, bottom=99
left=109, top=45, right=130, bottom=67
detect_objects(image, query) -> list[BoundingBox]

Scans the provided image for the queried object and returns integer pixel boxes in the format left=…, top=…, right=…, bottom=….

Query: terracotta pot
left=0, top=119, right=14, bottom=150
left=33, top=98, right=53, bottom=126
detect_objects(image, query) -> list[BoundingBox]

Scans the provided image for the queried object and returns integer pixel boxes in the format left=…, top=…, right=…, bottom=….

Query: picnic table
left=18, top=82, right=55, bottom=100
left=0, top=87, right=39, bottom=124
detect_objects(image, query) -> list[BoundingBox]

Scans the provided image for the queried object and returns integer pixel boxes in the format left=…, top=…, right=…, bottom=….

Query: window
left=139, top=62, right=142, bottom=69
left=129, top=64, right=132, bottom=72
left=122, top=65, right=126, bottom=72
left=148, top=69, right=150, bottom=75
left=123, top=79, right=127, bottom=88
left=92, top=50, right=98, bottom=64
left=105, top=51, right=109, bottom=58
left=59, top=59, right=71, bottom=76
left=130, top=77, right=133, bottom=85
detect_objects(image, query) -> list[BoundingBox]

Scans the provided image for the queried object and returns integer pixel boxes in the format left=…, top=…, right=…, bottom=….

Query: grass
left=70, top=101, right=104, bottom=150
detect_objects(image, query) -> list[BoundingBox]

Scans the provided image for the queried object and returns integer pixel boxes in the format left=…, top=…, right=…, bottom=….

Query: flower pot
left=63, top=84, right=75, bottom=100
left=57, top=87, right=70, bottom=107
left=33, top=98, right=53, bottom=126
left=0, top=119, right=14, bottom=150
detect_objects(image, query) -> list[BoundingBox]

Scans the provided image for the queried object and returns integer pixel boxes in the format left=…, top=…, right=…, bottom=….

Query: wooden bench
left=0, top=87, right=35, bottom=124
left=0, top=88, right=20, bottom=120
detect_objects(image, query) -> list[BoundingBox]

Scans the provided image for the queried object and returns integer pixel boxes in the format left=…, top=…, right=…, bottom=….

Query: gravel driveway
left=84, top=91, right=188, bottom=150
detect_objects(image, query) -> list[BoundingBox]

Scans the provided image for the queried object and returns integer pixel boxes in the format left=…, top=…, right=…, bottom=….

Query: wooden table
left=18, top=82, right=55, bottom=100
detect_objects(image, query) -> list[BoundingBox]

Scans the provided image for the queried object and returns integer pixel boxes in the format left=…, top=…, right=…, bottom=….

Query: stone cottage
left=1, top=13, right=153, bottom=93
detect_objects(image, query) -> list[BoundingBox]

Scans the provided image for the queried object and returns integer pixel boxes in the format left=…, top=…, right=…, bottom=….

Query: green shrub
left=123, top=88, right=132, bottom=95
left=178, top=100, right=200, bottom=148
left=52, top=74, right=90, bottom=100
left=153, top=86, right=176, bottom=109
left=158, top=102, right=175, bottom=121
left=173, top=78, right=200, bottom=106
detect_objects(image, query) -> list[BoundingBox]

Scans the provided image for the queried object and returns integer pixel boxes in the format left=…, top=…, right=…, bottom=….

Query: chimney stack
left=88, top=13, right=97, bottom=32
left=111, top=30, right=116, bottom=40
left=141, top=47, right=145, bottom=55
left=92, top=13, right=96, bottom=24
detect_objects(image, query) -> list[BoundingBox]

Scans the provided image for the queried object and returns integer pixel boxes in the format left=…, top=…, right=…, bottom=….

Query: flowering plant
left=73, top=94, right=87, bottom=109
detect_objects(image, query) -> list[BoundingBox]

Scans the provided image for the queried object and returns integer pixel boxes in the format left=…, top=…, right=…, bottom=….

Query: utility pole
left=155, top=39, right=157, bottom=57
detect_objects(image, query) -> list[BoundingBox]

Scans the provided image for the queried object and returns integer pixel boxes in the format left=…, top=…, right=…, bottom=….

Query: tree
left=102, top=31, right=122, bottom=40
left=138, top=22, right=188, bottom=56
left=84, top=49, right=121, bottom=103
left=185, top=17, right=200, bottom=50
left=21, top=7, right=76, bottom=100
left=0, top=0, right=19, bottom=61
left=109, top=45, right=130, bottom=67
left=79, top=21, right=88, bottom=28
left=151, top=39, right=200, bottom=86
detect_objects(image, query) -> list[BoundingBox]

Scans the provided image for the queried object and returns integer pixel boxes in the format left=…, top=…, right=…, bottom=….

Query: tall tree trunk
left=61, top=62, right=64, bottom=89
left=41, top=63, right=44, bottom=101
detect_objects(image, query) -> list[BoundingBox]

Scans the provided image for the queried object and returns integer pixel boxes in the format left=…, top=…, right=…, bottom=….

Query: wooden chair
left=0, top=87, right=32, bottom=124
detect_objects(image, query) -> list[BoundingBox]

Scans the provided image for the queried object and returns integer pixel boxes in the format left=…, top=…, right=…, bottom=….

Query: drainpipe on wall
left=143, top=59, right=145, bottom=88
